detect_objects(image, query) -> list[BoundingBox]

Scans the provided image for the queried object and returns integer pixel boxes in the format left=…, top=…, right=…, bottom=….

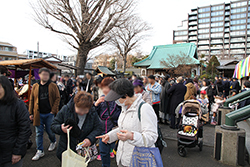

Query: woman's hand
left=96, top=134, right=110, bottom=144
left=95, top=96, right=105, bottom=106
left=82, top=139, right=91, bottom=147
left=117, top=130, right=134, bottom=141
left=12, top=155, right=21, bottom=164
left=61, top=124, right=72, bottom=133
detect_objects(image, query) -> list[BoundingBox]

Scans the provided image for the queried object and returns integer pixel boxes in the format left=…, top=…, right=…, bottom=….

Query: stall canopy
left=95, top=66, right=115, bottom=76
left=0, top=58, right=57, bottom=69
left=233, top=56, right=250, bottom=79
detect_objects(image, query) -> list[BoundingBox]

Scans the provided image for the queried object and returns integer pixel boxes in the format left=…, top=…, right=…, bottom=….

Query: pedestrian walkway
left=22, top=124, right=241, bottom=167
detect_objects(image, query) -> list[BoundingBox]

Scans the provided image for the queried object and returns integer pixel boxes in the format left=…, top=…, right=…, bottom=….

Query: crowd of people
left=1, top=65, right=250, bottom=167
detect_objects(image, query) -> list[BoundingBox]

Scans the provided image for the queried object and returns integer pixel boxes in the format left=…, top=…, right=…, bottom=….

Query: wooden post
left=28, top=65, right=32, bottom=100
left=14, top=66, right=17, bottom=87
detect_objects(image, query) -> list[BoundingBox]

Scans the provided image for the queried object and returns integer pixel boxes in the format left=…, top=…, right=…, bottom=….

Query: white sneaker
left=32, top=150, right=45, bottom=161
left=48, top=142, right=56, bottom=151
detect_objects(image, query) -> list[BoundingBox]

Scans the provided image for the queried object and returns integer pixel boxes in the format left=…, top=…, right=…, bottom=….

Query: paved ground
left=23, top=124, right=249, bottom=167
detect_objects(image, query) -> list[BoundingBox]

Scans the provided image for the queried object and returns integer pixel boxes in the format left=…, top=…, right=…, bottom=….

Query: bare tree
left=109, top=16, right=151, bottom=72
left=160, top=52, right=199, bottom=77
left=31, top=0, right=134, bottom=75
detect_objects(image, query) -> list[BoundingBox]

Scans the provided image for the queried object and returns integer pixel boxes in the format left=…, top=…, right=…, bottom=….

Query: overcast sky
left=0, top=0, right=233, bottom=57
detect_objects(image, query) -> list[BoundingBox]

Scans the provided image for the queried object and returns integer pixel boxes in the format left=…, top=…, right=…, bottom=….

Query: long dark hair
left=0, top=76, right=17, bottom=104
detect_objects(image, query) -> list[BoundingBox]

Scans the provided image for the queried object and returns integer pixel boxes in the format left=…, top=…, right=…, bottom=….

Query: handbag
left=130, top=135, right=164, bottom=167
left=138, top=102, right=167, bottom=153
left=62, top=129, right=90, bottom=167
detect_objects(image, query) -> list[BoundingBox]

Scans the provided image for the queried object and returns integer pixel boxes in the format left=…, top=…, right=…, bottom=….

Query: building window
left=231, top=7, right=247, bottom=14
left=198, top=13, right=210, bottom=18
left=198, top=34, right=209, bottom=39
left=198, top=7, right=210, bottom=13
left=211, top=22, right=224, bottom=27
left=211, top=16, right=223, bottom=22
left=230, top=25, right=246, bottom=30
left=231, top=19, right=246, bottom=25
left=211, top=33, right=223, bottom=38
left=231, top=31, right=246, bottom=36
left=211, top=5, right=224, bottom=11
left=174, top=36, right=188, bottom=40
left=174, top=31, right=188, bottom=36
left=231, top=13, right=246, bottom=19
left=231, top=2, right=247, bottom=8
left=198, top=29, right=209, bottom=33
left=211, top=27, right=223, bottom=32
left=211, top=11, right=224, bottom=16
left=198, top=18, right=210, bottom=23
left=198, top=23, right=210, bottom=28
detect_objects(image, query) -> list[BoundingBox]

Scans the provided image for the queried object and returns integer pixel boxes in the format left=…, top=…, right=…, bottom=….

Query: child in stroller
left=177, top=100, right=203, bottom=157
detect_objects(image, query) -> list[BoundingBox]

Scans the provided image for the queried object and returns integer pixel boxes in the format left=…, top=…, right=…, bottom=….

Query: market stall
left=0, top=58, right=57, bottom=103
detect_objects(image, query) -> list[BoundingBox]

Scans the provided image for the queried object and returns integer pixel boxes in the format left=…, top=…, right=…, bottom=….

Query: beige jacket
left=107, top=94, right=158, bottom=166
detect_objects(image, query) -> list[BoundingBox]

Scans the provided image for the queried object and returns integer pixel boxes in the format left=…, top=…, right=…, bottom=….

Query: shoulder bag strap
left=138, top=102, right=146, bottom=122
left=106, top=101, right=116, bottom=126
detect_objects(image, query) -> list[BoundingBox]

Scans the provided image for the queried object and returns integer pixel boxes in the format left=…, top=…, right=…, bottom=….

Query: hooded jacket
left=184, top=83, right=197, bottom=100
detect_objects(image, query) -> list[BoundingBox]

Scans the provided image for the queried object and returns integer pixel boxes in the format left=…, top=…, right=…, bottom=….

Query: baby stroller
left=177, top=100, right=203, bottom=157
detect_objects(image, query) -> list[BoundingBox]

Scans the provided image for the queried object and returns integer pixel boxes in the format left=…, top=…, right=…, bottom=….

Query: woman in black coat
left=51, top=91, right=102, bottom=160
left=0, top=76, right=31, bottom=167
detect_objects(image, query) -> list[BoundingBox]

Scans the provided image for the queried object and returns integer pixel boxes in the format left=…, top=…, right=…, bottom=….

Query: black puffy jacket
left=51, top=100, right=102, bottom=160
left=0, top=99, right=31, bottom=165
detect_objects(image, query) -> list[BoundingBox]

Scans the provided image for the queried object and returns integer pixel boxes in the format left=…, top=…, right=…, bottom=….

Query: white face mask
left=115, top=99, right=127, bottom=107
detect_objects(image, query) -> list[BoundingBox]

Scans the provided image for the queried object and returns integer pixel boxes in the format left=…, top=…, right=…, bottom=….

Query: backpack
left=138, top=102, right=167, bottom=154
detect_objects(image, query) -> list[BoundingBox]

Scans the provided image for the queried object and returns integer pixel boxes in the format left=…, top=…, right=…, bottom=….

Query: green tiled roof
left=96, top=66, right=115, bottom=75
left=134, top=43, right=199, bottom=69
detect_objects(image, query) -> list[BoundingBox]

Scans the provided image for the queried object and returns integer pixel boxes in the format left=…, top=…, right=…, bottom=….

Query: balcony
left=198, top=47, right=209, bottom=50
left=189, top=26, right=198, bottom=31
left=230, top=39, right=246, bottom=43
left=198, top=41, right=209, bottom=45
left=211, top=40, right=223, bottom=44
left=211, top=46, right=223, bottom=50
left=189, top=37, right=198, bottom=41
left=189, top=32, right=197, bottom=36
left=189, top=11, right=198, bottom=16
left=189, top=16, right=197, bottom=21
left=230, top=45, right=246, bottom=49
left=189, top=22, right=197, bottom=26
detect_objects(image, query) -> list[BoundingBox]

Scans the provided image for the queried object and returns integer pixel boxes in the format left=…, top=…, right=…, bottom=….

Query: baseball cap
left=200, top=90, right=206, bottom=95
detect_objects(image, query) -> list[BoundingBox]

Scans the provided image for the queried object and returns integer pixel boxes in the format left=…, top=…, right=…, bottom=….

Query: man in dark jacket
left=232, top=78, right=241, bottom=94
left=29, top=68, right=60, bottom=161
left=167, top=77, right=187, bottom=129
left=222, top=77, right=230, bottom=97
left=51, top=91, right=102, bottom=160
left=160, top=74, right=171, bottom=125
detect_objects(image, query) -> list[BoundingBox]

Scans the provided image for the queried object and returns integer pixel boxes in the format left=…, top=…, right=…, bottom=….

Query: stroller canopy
left=182, top=100, right=202, bottom=119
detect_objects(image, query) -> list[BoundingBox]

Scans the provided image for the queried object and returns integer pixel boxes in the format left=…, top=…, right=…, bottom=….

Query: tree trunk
left=76, top=47, right=90, bottom=76
left=123, top=54, right=127, bottom=73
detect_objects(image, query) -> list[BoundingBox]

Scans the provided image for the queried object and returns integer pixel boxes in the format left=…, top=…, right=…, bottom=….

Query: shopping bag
left=130, top=135, right=163, bottom=167
left=62, top=129, right=90, bottom=167
left=77, top=143, right=98, bottom=162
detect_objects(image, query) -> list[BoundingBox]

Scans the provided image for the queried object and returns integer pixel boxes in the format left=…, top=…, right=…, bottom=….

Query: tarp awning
left=233, top=56, right=250, bottom=79
left=0, top=58, right=57, bottom=70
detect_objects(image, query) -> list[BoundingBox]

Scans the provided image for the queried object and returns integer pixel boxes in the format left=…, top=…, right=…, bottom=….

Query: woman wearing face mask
left=97, top=79, right=158, bottom=167
left=51, top=91, right=102, bottom=160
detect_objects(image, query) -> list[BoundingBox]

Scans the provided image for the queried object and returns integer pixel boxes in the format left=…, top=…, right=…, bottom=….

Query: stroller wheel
left=178, top=146, right=187, bottom=157
left=198, top=140, right=203, bottom=151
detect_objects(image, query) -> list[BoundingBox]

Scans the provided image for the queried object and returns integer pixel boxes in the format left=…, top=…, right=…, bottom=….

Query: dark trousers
left=170, top=114, right=176, bottom=128
left=99, top=140, right=115, bottom=167
left=153, top=104, right=160, bottom=121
